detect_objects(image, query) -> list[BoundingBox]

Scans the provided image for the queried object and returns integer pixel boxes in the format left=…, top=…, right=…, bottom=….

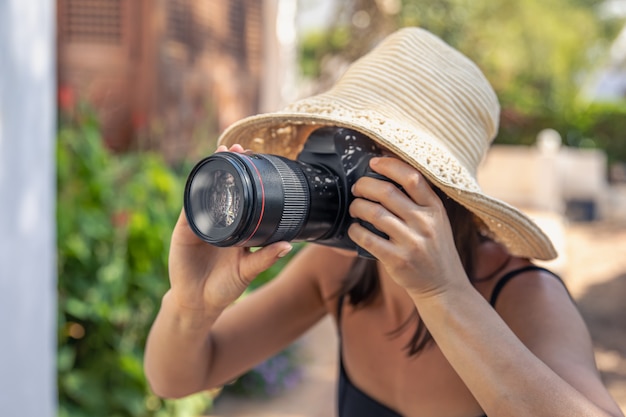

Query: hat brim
left=218, top=111, right=558, bottom=261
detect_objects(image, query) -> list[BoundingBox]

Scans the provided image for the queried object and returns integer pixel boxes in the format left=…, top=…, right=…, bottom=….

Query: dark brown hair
left=339, top=187, right=489, bottom=356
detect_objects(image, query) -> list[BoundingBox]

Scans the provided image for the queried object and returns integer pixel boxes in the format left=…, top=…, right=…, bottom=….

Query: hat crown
left=291, top=27, right=500, bottom=175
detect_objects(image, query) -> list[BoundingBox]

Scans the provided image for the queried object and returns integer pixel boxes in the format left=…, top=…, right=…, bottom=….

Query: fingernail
left=277, top=245, right=293, bottom=258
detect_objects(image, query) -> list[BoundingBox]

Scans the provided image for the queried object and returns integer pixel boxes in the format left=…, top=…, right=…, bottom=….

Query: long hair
left=339, top=187, right=489, bottom=356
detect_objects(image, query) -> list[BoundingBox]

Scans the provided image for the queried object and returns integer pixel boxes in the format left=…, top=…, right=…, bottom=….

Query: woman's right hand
left=167, top=144, right=293, bottom=314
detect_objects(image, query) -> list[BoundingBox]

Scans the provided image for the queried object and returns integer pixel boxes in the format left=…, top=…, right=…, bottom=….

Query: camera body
left=184, top=127, right=390, bottom=258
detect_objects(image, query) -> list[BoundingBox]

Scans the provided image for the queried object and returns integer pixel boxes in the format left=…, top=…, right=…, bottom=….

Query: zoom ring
left=265, top=156, right=310, bottom=243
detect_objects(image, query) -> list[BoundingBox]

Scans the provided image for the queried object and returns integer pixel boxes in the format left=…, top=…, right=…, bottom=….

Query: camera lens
left=184, top=152, right=343, bottom=247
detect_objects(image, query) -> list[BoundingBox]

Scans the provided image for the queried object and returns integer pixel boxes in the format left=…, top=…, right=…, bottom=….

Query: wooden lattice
left=63, top=0, right=123, bottom=44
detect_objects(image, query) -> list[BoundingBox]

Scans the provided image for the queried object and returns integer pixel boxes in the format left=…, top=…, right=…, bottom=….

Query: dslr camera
left=183, top=127, right=394, bottom=258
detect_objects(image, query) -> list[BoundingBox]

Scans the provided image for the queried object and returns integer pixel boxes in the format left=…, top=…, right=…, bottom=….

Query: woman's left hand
left=348, top=156, right=470, bottom=299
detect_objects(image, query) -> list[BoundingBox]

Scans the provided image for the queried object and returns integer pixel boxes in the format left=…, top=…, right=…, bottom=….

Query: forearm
left=412, top=285, right=615, bottom=417
left=144, top=290, right=221, bottom=398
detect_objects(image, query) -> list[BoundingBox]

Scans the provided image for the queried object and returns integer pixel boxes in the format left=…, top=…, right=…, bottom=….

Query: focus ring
left=265, top=155, right=310, bottom=242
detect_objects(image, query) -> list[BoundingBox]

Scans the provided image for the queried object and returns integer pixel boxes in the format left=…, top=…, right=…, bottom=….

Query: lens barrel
left=184, top=152, right=343, bottom=247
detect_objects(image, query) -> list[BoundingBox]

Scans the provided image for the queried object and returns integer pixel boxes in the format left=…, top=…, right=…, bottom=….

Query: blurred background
left=1, top=0, right=626, bottom=416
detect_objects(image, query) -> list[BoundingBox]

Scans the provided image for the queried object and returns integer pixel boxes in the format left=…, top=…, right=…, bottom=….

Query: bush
left=56, top=108, right=213, bottom=417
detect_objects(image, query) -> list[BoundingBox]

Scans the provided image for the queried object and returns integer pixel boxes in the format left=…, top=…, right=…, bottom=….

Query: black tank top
left=336, top=265, right=563, bottom=417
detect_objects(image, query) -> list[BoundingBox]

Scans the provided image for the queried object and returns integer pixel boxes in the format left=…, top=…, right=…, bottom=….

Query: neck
left=474, top=241, right=512, bottom=282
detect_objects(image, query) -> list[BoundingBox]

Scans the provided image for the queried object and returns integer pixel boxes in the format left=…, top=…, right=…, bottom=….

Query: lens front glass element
left=204, top=170, right=240, bottom=229
left=185, top=157, right=250, bottom=245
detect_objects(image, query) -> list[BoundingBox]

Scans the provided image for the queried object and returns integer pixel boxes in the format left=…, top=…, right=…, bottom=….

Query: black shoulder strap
left=489, top=265, right=563, bottom=307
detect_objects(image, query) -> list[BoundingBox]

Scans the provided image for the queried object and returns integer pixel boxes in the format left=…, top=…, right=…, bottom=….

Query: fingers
left=349, top=157, right=449, bottom=259
left=366, top=157, right=440, bottom=208
left=351, top=175, right=411, bottom=220
left=239, top=242, right=293, bottom=282
left=348, top=221, right=396, bottom=261
left=351, top=159, right=442, bottom=226
left=171, top=207, right=206, bottom=246
left=215, top=144, right=246, bottom=153
left=349, top=196, right=404, bottom=236
left=348, top=194, right=425, bottom=260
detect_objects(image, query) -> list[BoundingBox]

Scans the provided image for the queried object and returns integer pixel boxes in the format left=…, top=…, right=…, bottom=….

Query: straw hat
left=217, top=27, right=557, bottom=260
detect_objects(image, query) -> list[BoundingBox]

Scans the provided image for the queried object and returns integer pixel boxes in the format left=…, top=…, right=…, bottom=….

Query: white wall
left=0, top=1, right=56, bottom=416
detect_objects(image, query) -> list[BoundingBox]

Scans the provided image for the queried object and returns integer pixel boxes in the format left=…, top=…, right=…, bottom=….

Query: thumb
left=240, top=242, right=293, bottom=280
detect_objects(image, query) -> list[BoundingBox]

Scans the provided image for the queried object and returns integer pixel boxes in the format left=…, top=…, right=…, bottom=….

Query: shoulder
left=488, top=263, right=572, bottom=321
left=465, top=244, right=621, bottom=414
left=490, top=264, right=567, bottom=309
left=483, top=260, right=594, bottom=364
left=472, top=241, right=568, bottom=311
left=472, top=242, right=585, bottom=351
left=483, top=262, right=625, bottom=413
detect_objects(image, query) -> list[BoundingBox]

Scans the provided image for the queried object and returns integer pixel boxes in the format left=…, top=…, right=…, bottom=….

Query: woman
left=144, top=27, right=624, bottom=417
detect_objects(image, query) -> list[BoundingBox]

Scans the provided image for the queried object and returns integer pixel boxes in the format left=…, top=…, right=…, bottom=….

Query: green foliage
left=565, top=102, right=626, bottom=156
left=56, top=108, right=213, bottom=417
left=496, top=101, right=626, bottom=164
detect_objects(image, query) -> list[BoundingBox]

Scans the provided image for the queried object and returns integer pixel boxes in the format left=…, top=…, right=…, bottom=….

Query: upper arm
left=205, top=244, right=351, bottom=388
left=494, top=270, right=622, bottom=416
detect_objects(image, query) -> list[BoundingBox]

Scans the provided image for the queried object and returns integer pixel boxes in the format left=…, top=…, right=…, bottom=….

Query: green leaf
left=64, top=297, right=91, bottom=320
